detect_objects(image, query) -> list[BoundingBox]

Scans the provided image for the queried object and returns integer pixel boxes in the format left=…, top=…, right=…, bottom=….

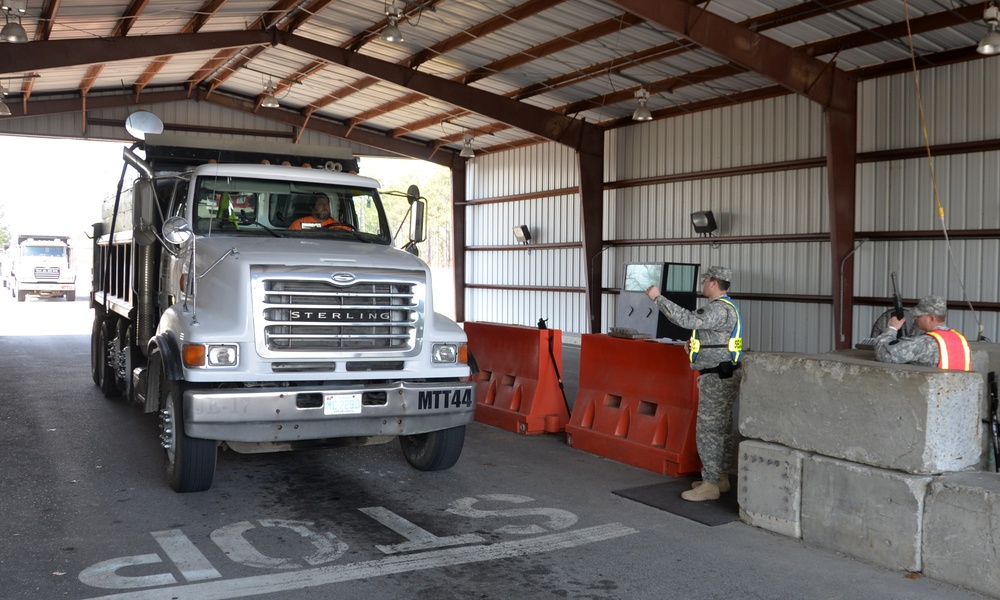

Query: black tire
left=150, top=349, right=217, bottom=493
left=97, top=317, right=120, bottom=398
left=116, top=319, right=136, bottom=402
left=399, top=426, right=466, bottom=471
left=16, top=289, right=26, bottom=302
left=90, top=313, right=103, bottom=385
left=66, top=291, right=76, bottom=302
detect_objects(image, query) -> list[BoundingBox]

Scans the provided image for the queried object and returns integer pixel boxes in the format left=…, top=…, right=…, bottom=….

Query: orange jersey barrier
left=565, top=334, right=700, bottom=477
left=464, top=322, right=569, bottom=434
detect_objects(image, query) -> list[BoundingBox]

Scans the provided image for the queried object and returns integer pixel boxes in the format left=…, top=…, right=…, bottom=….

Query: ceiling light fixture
left=1, top=12, right=27, bottom=43
left=979, top=3, right=1000, bottom=55
left=261, top=79, right=279, bottom=108
left=632, top=88, right=653, bottom=122
left=459, top=134, right=475, bottom=158
left=381, top=11, right=404, bottom=43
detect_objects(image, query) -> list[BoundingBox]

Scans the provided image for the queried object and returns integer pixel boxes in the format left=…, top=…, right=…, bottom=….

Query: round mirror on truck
left=406, top=185, right=420, bottom=205
left=125, top=111, right=164, bottom=140
left=163, top=217, right=193, bottom=245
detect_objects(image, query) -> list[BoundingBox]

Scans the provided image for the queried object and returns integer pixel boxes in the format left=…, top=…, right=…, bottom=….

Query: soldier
left=874, top=295, right=971, bottom=370
left=646, top=266, right=743, bottom=502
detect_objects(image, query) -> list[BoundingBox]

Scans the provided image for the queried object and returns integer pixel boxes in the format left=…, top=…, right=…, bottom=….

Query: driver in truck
left=290, top=194, right=350, bottom=230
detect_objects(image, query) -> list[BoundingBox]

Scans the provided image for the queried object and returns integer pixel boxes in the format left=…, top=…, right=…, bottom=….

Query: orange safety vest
left=926, top=329, right=972, bottom=371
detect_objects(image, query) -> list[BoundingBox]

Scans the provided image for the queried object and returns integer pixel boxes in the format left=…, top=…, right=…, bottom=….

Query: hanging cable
left=901, top=0, right=983, bottom=340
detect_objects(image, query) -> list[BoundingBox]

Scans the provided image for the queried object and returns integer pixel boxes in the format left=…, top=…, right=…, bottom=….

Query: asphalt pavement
left=0, top=294, right=993, bottom=600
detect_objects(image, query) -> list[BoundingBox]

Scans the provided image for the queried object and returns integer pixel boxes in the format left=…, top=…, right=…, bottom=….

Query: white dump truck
left=4, top=234, right=77, bottom=302
left=91, top=118, right=474, bottom=492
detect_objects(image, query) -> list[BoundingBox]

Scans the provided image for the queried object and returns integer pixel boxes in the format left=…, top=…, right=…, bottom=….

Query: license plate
left=324, top=393, right=362, bottom=415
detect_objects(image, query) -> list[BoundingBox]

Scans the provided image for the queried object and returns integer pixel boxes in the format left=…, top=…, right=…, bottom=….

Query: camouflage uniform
left=653, top=269, right=741, bottom=484
left=874, top=325, right=950, bottom=366
left=874, top=295, right=960, bottom=367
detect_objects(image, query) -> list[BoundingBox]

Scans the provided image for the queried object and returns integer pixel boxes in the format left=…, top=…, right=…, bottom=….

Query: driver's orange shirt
left=289, top=216, right=348, bottom=230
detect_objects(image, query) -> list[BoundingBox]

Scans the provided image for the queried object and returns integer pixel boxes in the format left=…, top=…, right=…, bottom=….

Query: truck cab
left=5, top=234, right=77, bottom=302
left=91, top=128, right=473, bottom=492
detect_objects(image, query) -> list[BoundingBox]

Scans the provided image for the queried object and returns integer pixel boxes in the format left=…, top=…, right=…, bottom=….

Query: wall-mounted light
left=513, top=225, right=531, bottom=245
left=691, top=210, right=718, bottom=236
left=0, top=83, right=11, bottom=116
left=632, top=88, right=652, bottom=121
left=979, top=3, right=1000, bottom=55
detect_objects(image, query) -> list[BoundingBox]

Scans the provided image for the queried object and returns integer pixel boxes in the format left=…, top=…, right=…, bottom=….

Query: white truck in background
left=91, top=114, right=474, bottom=492
left=3, top=234, right=77, bottom=302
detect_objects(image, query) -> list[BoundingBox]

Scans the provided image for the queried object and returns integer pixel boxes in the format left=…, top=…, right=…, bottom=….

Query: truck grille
left=34, top=267, right=61, bottom=280
left=258, top=277, right=418, bottom=353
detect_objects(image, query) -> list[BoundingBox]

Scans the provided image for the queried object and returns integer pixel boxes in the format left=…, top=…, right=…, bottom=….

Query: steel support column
left=451, top=165, right=468, bottom=324
left=579, top=144, right=605, bottom=334
left=827, top=84, right=858, bottom=350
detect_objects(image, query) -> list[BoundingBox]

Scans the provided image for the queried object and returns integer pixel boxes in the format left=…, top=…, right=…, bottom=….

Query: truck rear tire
left=149, top=349, right=217, bottom=493
left=90, top=314, right=102, bottom=385
left=399, top=425, right=466, bottom=471
left=97, top=318, right=120, bottom=398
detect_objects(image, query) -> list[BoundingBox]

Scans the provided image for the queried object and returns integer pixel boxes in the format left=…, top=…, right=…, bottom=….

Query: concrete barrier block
left=922, top=472, right=1000, bottom=597
left=739, top=352, right=983, bottom=474
left=801, top=454, right=933, bottom=572
left=737, top=440, right=809, bottom=538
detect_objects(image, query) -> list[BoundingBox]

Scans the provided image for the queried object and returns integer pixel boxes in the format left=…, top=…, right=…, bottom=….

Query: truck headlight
left=182, top=343, right=239, bottom=367
left=432, top=343, right=467, bottom=364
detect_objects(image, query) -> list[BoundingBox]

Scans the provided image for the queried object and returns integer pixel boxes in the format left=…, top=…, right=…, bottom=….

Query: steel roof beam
left=0, top=30, right=273, bottom=75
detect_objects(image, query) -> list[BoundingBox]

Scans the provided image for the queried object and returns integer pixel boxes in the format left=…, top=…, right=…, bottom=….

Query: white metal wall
left=854, top=57, right=1000, bottom=345
left=464, top=58, right=1000, bottom=352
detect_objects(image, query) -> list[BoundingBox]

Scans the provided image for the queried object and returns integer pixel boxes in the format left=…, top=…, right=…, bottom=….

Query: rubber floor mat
left=612, top=478, right=740, bottom=526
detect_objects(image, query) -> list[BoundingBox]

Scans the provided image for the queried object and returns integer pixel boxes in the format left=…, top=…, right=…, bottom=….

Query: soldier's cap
left=701, top=266, right=732, bottom=283
left=910, top=295, right=947, bottom=317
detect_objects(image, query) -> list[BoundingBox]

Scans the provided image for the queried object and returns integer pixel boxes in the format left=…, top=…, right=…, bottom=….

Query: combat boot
left=681, top=481, right=720, bottom=501
left=692, top=474, right=730, bottom=493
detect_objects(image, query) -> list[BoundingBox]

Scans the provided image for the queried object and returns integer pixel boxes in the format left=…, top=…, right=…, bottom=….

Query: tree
left=361, top=158, right=453, bottom=270
left=0, top=205, right=9, bottom=249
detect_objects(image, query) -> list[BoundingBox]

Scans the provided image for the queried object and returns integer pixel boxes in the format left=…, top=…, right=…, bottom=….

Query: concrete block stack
left=737, top=348, right=1000, bottom=597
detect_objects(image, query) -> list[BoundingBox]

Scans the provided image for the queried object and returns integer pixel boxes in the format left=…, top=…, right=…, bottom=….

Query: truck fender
left=148, top=332, right=184, bottom=381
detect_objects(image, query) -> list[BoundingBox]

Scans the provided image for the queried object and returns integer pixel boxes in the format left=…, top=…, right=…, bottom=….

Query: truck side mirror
left=409, top=198, right=427, bottom=245
left=163, top=216, right=193, bottom=246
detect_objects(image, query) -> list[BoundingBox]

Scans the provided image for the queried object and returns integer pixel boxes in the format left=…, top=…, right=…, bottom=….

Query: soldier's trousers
left=695, top=370, right=741, bottom=482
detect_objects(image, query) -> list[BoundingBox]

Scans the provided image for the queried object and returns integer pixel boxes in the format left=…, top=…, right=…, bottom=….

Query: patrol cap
left=701, top=266, right=732, bottom=283
left=911, top=295, right=947, bottom=317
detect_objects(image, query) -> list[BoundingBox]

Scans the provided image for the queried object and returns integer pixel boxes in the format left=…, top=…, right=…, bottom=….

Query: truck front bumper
left=22, top=283, right=75, bottom=292
left=183, top=380, right=475, bottom=442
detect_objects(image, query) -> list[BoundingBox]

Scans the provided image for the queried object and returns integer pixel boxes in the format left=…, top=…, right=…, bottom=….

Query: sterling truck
left=91, top=121, right=474, bottom=492
left=4, top=234, right=77, bottom=302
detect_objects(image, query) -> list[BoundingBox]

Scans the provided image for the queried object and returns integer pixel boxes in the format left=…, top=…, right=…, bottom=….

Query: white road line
left=79, top=522, right=638, bottom=600
left=358, top=506, right=486, bottom=554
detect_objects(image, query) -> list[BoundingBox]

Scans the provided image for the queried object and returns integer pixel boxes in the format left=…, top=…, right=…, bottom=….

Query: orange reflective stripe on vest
left=927, top=329, right=972, bottom=371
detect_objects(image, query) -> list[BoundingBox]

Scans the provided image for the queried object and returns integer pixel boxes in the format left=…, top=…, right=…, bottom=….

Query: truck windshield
left=192, top=176, right=391, bottom=244
left=23, top=247, right=67, bottom=258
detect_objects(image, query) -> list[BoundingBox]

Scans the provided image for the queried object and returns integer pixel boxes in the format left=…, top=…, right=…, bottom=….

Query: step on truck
left=4, top=234, right=77, bottom=302
left=91, top=114, right=474, bottom=492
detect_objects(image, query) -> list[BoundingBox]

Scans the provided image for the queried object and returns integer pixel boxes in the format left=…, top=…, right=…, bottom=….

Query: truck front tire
left=149, top=349, right=217, bottom=493
left=399, top=426, right=466, bottom=471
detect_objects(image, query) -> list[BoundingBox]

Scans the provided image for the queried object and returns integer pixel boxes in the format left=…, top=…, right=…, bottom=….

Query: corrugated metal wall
left=463, top=59, right=1000, bottom=352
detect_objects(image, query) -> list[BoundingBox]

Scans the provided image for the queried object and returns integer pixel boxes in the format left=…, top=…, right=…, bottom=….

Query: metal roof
left=0, top=0, right=992, bottom=165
